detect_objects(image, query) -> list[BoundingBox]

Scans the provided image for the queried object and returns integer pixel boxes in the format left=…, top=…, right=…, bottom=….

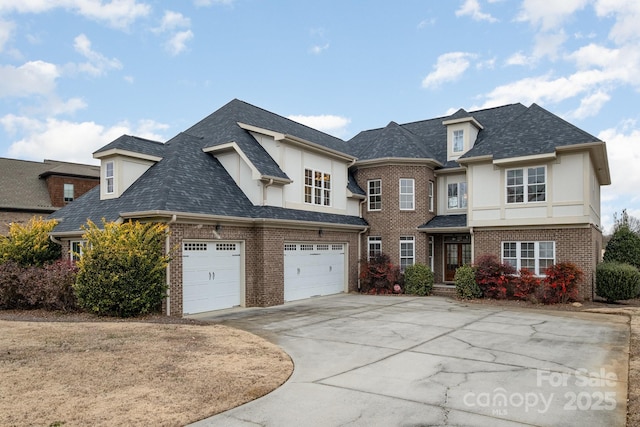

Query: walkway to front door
left=445, top=242, right=471, bottom=281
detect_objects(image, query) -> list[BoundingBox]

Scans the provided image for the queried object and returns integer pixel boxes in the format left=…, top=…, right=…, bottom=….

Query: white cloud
left=516, top=0, right=590, bottom=31
left=287, top=114, right=351, bottom=138
left=569, top=90, right=611, bottom=119
left=155, top=10, right=191, bottom=32
left=599, top=123, right=640, bottom=232
left=0, top=0, right=151, bottom=30
left=165, top=30, right=193, bottom=56
left=73, top=33, right=122, bottom=76
left=506, top=51, right=531, bottom=66
left=422, top=52, right=476, bottom=89
left=2, top=115, right=168, bottom=164
left=154, top=10, right=193, bottom=55
left=417, top=18, right=436, bottom=29
left=594, top=0, right=640, bottom=43
left=456, top=0, right=498, bottom=22
left=532, top=30, right=567, bottom=60
left=309, top=43, right=329, bottom=55
left=0, top=19, right=15, bottom=52
left=0, top=60, right=59, bottom=97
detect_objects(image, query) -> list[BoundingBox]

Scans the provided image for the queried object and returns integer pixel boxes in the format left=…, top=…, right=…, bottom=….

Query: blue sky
left=0, top=0, right=639, bottom=233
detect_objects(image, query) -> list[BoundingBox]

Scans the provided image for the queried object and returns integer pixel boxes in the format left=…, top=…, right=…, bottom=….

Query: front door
left=445, top=243, right=471, bottom=281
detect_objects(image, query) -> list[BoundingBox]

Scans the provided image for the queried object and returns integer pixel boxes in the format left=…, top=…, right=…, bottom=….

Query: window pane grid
left=304, top=169, right=331, bottom=206
left=368, top=180, right=381, bottom=211
left=502, top=241, right=555, bottom=275
left=507, top=167, right=545, bottom=204
left=399, top=179, right=414, bottom=210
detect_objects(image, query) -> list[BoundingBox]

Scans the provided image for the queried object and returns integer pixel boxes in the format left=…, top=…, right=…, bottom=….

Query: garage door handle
left=209, top=272, right=216, bottom=281
left=297, top=268, right=300, bottom=275
left=329, top=266, right=332, bottom=272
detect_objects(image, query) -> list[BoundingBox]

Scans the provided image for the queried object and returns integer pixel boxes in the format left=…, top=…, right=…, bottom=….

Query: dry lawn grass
left=0, top=319, right=293, bottom=426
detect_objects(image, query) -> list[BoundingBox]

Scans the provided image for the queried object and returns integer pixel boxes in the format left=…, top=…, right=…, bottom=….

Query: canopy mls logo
left=463, top=367, right=619, bottom=416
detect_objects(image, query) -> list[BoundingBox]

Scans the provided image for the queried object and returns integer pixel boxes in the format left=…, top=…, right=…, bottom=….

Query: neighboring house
left=0, top=158, right=100, bottom=235
left=49, top=99, right=610, bottom=316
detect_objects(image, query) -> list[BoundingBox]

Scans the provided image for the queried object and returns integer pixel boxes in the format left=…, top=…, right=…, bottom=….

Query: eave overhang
left=93, top=148, right=163, bottom=162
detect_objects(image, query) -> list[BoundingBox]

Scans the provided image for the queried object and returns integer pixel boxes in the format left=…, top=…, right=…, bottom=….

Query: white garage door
left=182, top=241, right=241, bottom=314
left=284, top=243, right=346, bottom=302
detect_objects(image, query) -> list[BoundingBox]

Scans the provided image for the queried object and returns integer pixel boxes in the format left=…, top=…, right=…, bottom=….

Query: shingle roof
left=348, top=121, right=438, bottom=161
left=461, top=103, right=601, bottom=160
left=93, top=135, right=166, bottom=158
left=418, top=214, right=468, bottom=230
left=50, top=102, right=367, bottom=233
left=0, top=158, right=98, bottom=212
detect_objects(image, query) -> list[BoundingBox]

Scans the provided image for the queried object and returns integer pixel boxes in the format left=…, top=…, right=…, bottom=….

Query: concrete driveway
left=190, top=294, right=629, bottom=427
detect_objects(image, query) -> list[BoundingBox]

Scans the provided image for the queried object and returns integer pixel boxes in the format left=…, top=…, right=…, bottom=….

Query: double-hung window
left=105, top=161, right=114, bottom=194
left=70, top=240, right=86, bottom=262
left=368, top=236, right=382, bottom=260
left=453, top=130, right=464, bottom=153
left=63, top=183, right=74, bottom=202
left=399, top=236, right=415, bottom=271
left=447, top=182, right=467, bottom=209
left=368, top=179, right=381, bottom=211
left=502, top=241, right=555, bottom=275
left=506, top=166, right=546, bottom=203
left=399, top=179, right=414, bottom=210
left=305, top=169, right=331, bottom=206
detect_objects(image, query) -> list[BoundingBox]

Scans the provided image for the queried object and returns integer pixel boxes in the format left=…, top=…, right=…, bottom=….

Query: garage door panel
left=183, top=241, right=241, bottom=314
left=284, top=243, right=346, bottom=302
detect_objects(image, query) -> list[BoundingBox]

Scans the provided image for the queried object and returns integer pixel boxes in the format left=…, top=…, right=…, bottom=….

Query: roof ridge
left=231, top=98, right=347, bottom=143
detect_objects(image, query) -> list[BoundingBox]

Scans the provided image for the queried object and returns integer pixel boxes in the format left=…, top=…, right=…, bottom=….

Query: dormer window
left=105, top=161, right=114, bottom=194
left=305, top=168, right=331, bottom=206
left=453, top=130, right=464, bottom=153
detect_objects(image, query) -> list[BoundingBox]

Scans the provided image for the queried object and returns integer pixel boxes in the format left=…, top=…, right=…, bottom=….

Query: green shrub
left=404, top=263, right=434, bottom=296
left=74, top=220, right=169, bottom=317
left=604, top=225, right=640, bottom=270
left=596, top=262, right=640, bottom=302
left=542, top=262, right=583, bottom=304
left=474, top=254, right=516, bottom=299
left=0, top=260, right=78, bottom=310
left=0, top=217, right=61, bottom=267
left=455, top=265, right=482, bottom=299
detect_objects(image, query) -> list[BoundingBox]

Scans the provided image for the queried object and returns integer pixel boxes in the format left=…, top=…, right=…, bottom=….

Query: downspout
left=357, top=198, right=367, bottom=291
left=262, top=178, right=274, bottom=206
left=166, top=214, right=177, bottom=316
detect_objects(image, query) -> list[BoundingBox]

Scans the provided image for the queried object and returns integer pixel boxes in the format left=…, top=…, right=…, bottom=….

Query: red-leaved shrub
left=0, top=260, right=78, bottom=311
left=360, top=253, right=401, bottom=294
left=542, top=262, right=583, bottom=304
left=474, top=254, right=516, bottom=299
left=512, top=268, right=542, bottom=301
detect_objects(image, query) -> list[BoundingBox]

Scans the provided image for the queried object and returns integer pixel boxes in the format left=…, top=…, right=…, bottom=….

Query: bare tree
left=613, top=209, right=640, bottom=235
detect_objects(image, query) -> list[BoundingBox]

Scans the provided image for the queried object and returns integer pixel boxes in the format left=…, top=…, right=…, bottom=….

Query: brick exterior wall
left=166, top=222, right=361, bottom=316
left=0, top=211, right=54, bottom=235
left=354, top=164, right=436, bottom=268
left=473, top=225, right=603, bottom=301
left=44, top=176, right=100, bottom=207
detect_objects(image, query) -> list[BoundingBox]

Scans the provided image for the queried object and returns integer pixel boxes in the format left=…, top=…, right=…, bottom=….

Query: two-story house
left=49, top=99, right=610, bottom=315
left=350, top=103, right=610, bottom=300
left=0, top=158, right=100, bottom=235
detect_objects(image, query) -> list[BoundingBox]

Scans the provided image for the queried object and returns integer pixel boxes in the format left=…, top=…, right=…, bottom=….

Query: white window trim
left=399, top=178, right=415, bottom=211
left=447, top=182, right=467, bottom=210
left=506, top=165, right=546, bottom=204
left=428, top=181, right=434, bottom=212
left=399, top=236, right=415, bottom=271
left=368, top=179, right=382, bottom=211
left=304, top=168, right=331, bottom=207
left=63, top=183, right=74, bottom=202
left=367, top=236, right=382, bottom=260
left=453, top=129, right=464, bottom=153
left=501, top=241, right=555, bottom=276
left=105, top=161, right=115, bottom=194
left=70, top=240, right=86, bottom=262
